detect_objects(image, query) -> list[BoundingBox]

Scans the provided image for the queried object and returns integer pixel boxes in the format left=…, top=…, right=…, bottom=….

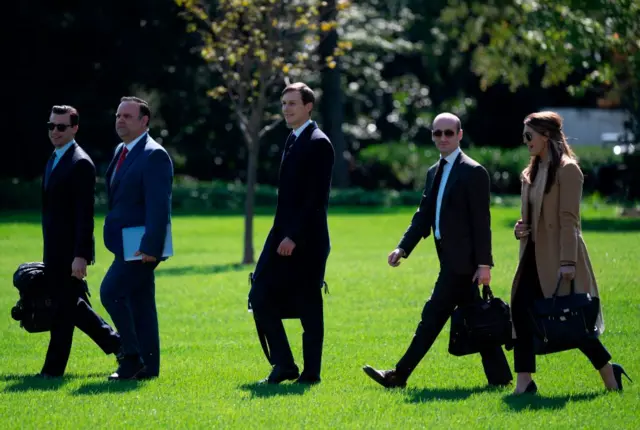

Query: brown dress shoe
left=362, top=365, right=407, bottom=388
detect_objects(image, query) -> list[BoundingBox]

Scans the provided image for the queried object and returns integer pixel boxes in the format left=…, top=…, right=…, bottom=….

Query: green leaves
left=175, top=0, right=351, bottom=109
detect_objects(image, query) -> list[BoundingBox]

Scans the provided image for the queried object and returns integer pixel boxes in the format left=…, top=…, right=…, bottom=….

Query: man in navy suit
left=249, top=82, right=335, bottom=385
left=100, top=96, right=174, bottom=380
left=40, top=105, right=121, bottom=378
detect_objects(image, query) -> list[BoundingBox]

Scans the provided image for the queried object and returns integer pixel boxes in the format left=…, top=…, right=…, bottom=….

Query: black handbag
left=449, top=285, right=513, bottom=357
left=530, top=277, right=600, bottom=355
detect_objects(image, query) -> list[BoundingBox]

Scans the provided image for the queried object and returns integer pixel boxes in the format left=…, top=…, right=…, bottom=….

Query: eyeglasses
left=432, top=129, right=456, bottom=138
left=47, top=122, right=73, bottom=132
left=523, top=131, right=533, bottom=142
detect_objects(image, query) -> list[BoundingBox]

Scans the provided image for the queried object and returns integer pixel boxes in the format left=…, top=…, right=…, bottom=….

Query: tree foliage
left=439, top=0, right=638, bottom=94
left=175, top=0, right=351, bottom=143
left=174, top=0, right=351, bottom=263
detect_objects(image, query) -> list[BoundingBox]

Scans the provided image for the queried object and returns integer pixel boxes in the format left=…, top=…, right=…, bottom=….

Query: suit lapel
left=442, top=151, right=463, bottom=206
left=279, top=122, right=317, bottom=178
left=284, top=122, right=316, bottom=160
left=46, top=143, right=76, bottom=191
left=110, top=134, right=147, bottom=194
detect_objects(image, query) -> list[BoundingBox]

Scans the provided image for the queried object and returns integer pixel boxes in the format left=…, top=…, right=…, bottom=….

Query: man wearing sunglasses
left=39, top=105, right=121, bottom=378
left=100, top=96, right=174, bottom=381
left=363, top=112, right=513, bottom=388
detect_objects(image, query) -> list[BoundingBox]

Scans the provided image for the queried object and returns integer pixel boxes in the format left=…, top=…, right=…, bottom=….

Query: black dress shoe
left=295, top=374, right=321, bottom=385
left=612, top=363, right=632, bottom=391
left=108, top=354, right=144, bottom=381
left=362, top=365, right=407, bottom=388
left=135, top=368, right=159, bottom=380
left=259, top=365, right=300, bottom=384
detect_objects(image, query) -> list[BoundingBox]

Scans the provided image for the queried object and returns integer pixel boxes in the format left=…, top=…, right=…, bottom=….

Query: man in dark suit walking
left=249, top=82, right=335, bottom=385
left=40, top=105, right=121, bottom=378
left=363, top=113, right=513, bottom=388
left=100, top=97, right=174, bottom=380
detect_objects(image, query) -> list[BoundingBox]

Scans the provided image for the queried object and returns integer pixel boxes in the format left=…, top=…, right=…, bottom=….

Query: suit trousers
left=42, top=270, right=121, bottom=376
left=250, top=283, right=324, bottom=378
left=395, top=242, right=513, bottom=385
left=100, top=258, right=160, bottom=375
left=512, top=241, right=612, bottom=373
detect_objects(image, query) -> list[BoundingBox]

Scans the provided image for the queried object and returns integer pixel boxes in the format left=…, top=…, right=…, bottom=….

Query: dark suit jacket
left=398, top=151, right=493, bottom=275
left=42, top=142, right=95, bottom=274
left=253, top=121, right=335, bottom=298
left=104, top=133, right=173, bottom=260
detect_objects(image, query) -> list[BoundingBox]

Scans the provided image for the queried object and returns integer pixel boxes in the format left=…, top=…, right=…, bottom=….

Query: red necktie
left=115, top=147, right=129, bottom=172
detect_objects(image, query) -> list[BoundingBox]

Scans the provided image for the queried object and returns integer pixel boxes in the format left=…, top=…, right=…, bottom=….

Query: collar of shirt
left=54, top=140, right=75, bottom=160
left=123, top=130, right=148, bottom=153
left=441, top=147, right=461, bottom=165
left=293, top=119, right=313, bottom=138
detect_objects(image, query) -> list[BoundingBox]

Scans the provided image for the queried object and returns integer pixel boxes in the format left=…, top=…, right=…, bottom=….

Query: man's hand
left=473, top=265, right=491, bottom=286
left=558, top=265, right=576, bottom=281
left=71, top=257, right=88, bottom=280
left=514, top=219, right=531, bottom=240
left=134, top=250, right=157, bottom=263
left=388, top=248, right=405, bottom=267
left=277, top=237, right=296, bottom=256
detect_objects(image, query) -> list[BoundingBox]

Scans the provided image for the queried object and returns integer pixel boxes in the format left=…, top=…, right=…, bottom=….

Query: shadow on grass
left=502, top=217, right=640, bottom=232
left=404, top=385, right=502, bottom=403
left=238, top=382, right=312, bottom=398
left=156, top=262, right=251, bottom=277
left=502, top=391, right=601, bottom=411
left=2, top=374, right=67, bottom=392
left=71, top=380, right=144, bottom=396
left=1, top=372, right=112, bottom=393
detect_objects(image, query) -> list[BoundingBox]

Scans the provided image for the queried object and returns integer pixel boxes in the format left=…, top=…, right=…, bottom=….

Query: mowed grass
left=0, top=205, right=638, bottom=429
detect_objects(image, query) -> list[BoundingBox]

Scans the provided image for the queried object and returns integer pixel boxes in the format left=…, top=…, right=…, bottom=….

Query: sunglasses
left=523, top=131, right=533, bottom=142
left=432, top=129, right=456, bottom=138
left=47, top=122, right=73, bottom=132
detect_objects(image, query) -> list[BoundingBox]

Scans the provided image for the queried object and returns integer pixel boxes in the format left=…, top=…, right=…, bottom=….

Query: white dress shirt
left=434, top=147, right=461, bottom=239
left=293, top=119, right=313, bottom=138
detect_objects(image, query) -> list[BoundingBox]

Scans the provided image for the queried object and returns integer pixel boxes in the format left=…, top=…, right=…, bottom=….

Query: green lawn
left=0, top=206, right=638, bottom=429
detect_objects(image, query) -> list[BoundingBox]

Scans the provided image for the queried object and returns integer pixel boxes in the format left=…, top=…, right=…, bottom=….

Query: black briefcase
left=449, top=285, right=513, bottom=356
left=530, top=278, right=600, bottom=355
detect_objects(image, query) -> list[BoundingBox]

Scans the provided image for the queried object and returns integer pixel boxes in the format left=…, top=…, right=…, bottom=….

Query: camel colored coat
left=511, top=155, right=604, bottom=336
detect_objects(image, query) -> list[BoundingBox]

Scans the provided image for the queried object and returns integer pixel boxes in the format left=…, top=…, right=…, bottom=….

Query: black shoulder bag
left=530, top=277, right=600, bottom=355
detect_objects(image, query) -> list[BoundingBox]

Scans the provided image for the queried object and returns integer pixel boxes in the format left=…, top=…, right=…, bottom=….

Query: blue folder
left=122, top=224, right=173, bottom=261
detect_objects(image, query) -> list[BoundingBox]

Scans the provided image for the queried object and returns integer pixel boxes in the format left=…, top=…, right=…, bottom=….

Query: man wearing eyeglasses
left=39, top=105, right=121, bottom=378
left=363, top=112, right=513, bottom=388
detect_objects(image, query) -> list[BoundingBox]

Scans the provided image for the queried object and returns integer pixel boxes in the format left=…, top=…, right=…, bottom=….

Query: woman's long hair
left=522, top=111, right=577, bottom=193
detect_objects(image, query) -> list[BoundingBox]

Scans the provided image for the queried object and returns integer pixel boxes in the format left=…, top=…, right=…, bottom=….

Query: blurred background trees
left=6, top=0, right=639, bottom=207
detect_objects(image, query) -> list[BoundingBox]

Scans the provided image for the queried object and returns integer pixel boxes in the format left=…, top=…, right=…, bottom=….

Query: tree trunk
left=320, top=0, right=349, bottom=188
left=243, top=133, right=260, bottom=264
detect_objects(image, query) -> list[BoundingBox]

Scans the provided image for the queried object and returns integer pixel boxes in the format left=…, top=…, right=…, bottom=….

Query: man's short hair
left=120, top=96, right=152, bottom=123
left=51, top=105, right=79, bottom=126
left=432, top=112, right=462, bottom=131
left=281, top=82, right=315, bottom=106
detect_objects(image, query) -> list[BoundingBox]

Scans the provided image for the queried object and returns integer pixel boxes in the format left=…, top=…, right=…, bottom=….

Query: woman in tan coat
left=511, top=111, right=630, bottom=394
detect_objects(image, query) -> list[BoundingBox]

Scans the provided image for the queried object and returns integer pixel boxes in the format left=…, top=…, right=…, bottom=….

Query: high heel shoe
left=514, top=380, right=538, bottom=395
left=612, top=363, right=632, bottom=391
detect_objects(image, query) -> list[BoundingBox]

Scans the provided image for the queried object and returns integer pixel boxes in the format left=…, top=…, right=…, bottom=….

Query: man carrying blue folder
left=100, top=96, right=174, bottom=380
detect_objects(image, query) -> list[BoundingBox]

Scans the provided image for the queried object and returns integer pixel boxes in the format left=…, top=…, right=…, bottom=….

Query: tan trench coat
left=511, top=155, right=604, bottom=336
